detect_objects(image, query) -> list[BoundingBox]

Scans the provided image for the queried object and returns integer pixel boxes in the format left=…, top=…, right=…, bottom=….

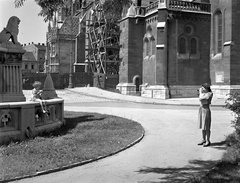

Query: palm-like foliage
left=103, top=0, right=131, bottom=23
left=14, top=0, right=131, bottom=22
left=14, top=0, right=68, bottom=22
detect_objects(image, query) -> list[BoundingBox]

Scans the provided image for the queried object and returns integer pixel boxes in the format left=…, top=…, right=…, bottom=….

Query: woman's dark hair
left=202, top=83, right=212, bottom=92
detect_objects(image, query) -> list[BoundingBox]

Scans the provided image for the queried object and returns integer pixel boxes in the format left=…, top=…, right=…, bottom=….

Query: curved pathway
left=11, top=97, right=233, bottom=183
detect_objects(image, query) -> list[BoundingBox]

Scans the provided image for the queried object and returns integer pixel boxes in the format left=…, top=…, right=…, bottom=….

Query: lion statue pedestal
left=0, top=16, right=26, bottom=102
left=0, top=43, right=26, bottom=102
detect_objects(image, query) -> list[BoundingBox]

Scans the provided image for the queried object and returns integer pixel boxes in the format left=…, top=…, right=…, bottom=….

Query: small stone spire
left=42, top=73, right=58, bottom=99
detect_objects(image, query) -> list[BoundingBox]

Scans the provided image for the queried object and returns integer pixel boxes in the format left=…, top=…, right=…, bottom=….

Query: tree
left=102, top=0, right=131, bottom=23
left=15, top=0, right=132, bottom=22
left=14, top=0, right=68, bottom=22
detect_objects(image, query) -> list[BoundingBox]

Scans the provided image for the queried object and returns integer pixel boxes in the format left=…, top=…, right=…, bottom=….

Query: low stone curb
left=66, top=88, right=225, bottom=107
left=1, top=130, right=145, bottom=183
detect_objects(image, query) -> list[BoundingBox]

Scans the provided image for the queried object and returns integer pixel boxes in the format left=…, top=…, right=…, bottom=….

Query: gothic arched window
left=214, top=10, right=222, bottom=54
left=190, top=37, right=197, bottom=54
left=179, top=37, right=187, bottom=54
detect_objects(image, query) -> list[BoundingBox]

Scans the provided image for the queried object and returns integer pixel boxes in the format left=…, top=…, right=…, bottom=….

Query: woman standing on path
left=198, top=83, right=213, bottom=147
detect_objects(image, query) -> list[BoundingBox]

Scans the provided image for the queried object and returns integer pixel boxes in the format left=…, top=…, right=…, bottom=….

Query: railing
left=135, top=6, right=146, bottom=16
left=167, top=0, right=211, bottom=13
left=145, top=1, right=159, bottom=15
left=123, top=0, right=211, bottom=18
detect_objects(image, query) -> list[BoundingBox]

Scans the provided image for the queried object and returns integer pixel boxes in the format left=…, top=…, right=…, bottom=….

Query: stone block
left=141, top=85, right=170, bottom=99
left=116, top=83, right=136, bottom=95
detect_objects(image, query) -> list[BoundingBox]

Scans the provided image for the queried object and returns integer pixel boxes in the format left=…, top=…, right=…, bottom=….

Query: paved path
left=13, top=88, right=234, bottom=183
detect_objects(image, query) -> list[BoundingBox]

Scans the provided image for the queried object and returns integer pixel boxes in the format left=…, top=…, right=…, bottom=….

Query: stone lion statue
left=0, top=16, right=21, bottom=44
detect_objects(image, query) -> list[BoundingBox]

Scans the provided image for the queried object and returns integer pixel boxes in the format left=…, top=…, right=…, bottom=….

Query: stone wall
left=0, top=99, right=64, bottom=145
left=22, top=72, right=93, bottom=90
left=231, top=1, right=240, bottom=85
left=209, top=0, right=240, bottom=97
left=210, top=0, right=232, bottom=85
left=167, top=12, right=211, bottom=86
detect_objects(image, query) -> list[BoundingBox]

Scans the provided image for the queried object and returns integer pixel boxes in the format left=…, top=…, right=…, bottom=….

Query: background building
left=46, top=1, right=82, bottom=74
left=22, top=42, right=46, bottom=73
left=22, top=51, right=38, bottom=73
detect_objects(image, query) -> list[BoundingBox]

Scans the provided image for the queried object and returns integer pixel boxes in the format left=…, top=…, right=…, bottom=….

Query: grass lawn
left=0, top=111, right=144, bottom=182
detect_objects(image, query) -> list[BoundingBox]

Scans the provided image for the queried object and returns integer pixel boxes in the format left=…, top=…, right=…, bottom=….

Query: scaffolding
left=84, top=1, right=120, bottom=88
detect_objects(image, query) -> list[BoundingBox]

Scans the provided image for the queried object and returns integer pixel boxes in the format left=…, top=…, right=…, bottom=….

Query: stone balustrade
left=167, top=0, right=211, bottom=13
left=123, top=0, right=211, bottom=18
left=0, top=98, right=64, bottom=145
left=135, top=6, right=146, bottom=16
left=145, top=1, right=159, bottom=15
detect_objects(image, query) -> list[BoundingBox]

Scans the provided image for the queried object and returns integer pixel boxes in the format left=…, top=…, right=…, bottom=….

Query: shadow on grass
left=40, top=111, right=105, bottom=137
left=137, top=160, right=217, bottom=183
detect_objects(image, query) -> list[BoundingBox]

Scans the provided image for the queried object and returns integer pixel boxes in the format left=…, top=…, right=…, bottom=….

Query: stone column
left=148, top=9, right=170, bottom=99
left=0, top=43, right=26, bottom=102
left=117, top=7, right=144, bottom=95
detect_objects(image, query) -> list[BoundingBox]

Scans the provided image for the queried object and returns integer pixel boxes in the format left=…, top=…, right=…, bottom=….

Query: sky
left=0, top=0, right=48, bottom=45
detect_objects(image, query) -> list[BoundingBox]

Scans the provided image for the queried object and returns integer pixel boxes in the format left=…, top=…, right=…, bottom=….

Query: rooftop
left=22, top=52, right=37, bottom=61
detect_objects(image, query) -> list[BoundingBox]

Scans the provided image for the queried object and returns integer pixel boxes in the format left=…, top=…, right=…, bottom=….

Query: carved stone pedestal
left=0, top=43, right=26, bottom=102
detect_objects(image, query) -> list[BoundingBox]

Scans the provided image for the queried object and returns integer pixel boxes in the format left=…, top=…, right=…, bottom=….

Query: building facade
left=22, top=42, right=46, bottom=73
left=117, top=0, right=211, bottom=98
left=46, top=1, right=84, bottom=74
left=210, top=0, right=240, bottom=97
left=22, top=51, right=38, bottom=73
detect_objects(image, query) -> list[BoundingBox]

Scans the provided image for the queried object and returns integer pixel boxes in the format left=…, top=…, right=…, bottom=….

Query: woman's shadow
left=210, top=140, right=227, bottom=150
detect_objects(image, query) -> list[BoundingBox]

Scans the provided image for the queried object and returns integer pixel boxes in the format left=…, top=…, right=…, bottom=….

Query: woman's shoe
left=198, top=141, right=206, bottom=145
left=203, top=142, right=211, bottom=147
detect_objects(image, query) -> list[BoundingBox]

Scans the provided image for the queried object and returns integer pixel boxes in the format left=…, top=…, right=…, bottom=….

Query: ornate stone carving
left=6, top=53, right=22, bottom=62
left=0, top=16, right=21, bottom=45
left=0, top=52, right=6, bottom=63
left=0, top=110, right=12, bottom=128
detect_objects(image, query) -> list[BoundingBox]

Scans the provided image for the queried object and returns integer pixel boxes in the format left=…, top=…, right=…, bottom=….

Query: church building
left=117, top=0, right=212, bottom=98
left=116, top=0, right=240, bottom=99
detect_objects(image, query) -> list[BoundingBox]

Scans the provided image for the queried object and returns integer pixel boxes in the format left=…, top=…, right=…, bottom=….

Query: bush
left=225, top=93, right=240, bottom=132
left=224, top=92, right=240, bottom=163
